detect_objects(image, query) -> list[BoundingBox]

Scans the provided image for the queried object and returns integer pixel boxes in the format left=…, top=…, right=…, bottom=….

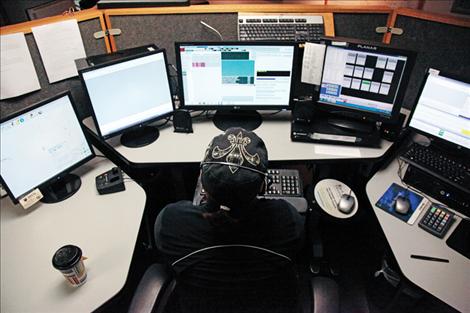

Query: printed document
left=1, top=33, right=40, bottom=99
left=301, top=42, right=326, bottom=85
left=32, top=19, right=86, bottom=83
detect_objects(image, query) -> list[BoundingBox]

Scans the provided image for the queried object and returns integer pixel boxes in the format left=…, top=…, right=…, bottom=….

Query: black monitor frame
left=406, top=69, right=470, bottom=157
left=317, top=36, right=416, bottom=124
left=0, top=91, right=95, bottom=204
left=175, top=41, right=299, bottom=111
left=79, top=48, right=175, bottom=141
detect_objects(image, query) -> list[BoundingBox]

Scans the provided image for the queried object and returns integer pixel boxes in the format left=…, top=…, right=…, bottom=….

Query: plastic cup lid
left=52, top=245, right=82, bottom=270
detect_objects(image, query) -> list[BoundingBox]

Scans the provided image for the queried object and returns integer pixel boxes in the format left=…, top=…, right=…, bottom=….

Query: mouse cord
left=396, top=159, right=470, bottom=221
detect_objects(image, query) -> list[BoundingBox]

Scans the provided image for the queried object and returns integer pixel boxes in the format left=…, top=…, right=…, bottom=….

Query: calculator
left=419, top=206, right=454, bottom=238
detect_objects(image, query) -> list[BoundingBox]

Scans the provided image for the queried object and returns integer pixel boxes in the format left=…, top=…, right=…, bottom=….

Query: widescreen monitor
left=408, top=69, right=470, bottom=153
left=80, top=48, right=174, bottom=147
left=175, top=42, right=298, bottom=130
left=318, top=38, right=415, bottom=133
left=0, top=92, right=94, bottom=204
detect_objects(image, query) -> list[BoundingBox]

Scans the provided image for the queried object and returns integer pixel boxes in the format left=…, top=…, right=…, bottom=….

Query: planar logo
left=357, top=44, right=377, bottom=50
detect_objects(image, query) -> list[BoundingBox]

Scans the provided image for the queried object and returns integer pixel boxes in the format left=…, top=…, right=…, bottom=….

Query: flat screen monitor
left=0, top=92, right=94, bottom=204
left=79, top=48, right=175, bottom=148
left=318, top=38, right=415, bottom=133
left=175, top=42, right=298, bottom=130
left=408, top=69, right=470, bottom=153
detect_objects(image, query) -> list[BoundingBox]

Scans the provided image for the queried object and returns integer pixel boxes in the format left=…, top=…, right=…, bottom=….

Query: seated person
left=154, top=127, right=305, bottom=313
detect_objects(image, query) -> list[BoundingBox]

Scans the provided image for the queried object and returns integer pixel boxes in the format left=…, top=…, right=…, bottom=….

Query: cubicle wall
left=333, top=13, right=389, bottom=42
left=107, top=13, right=239, bottom=66
left=386, top=8, right=470, bottom=108
left=1, top=4, right=469, bottom=117
left=0, top=9, right=109, bottom=119
left=103, top=5, right=335, bottom=67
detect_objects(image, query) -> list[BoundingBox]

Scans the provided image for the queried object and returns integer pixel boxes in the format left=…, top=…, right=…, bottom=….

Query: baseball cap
left=201, top=127, right=268, bottom=210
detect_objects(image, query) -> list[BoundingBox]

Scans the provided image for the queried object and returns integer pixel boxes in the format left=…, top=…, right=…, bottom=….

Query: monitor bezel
left=406, top=69, right=470, bottom=156
left=79, top=48, right=175, bottom=140
left=175, top=41, right=299, bottom=111
left=0, top=91, right=95, bottom=204
left=317, top=36, right=416, bottom=123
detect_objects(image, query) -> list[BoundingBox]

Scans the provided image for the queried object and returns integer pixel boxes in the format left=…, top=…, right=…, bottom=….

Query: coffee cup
left=52, top=245, right=87, bottom=287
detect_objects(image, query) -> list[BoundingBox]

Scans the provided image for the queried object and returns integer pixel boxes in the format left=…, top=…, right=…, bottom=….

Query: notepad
left=375, top=183, right=430, bottom=224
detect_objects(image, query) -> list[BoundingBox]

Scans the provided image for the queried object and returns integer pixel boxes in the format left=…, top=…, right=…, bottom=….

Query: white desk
left=0, top=157, right=146, bottom=313
left=366, top=160, right=470, bottom=313
left=83, top=112, right=393, bottom=164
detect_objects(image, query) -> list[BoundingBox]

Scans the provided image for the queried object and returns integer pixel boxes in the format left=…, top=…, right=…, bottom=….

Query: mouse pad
left=375, top=183, right=430, bottom=224
left=446, top=219, right=470, bottom=260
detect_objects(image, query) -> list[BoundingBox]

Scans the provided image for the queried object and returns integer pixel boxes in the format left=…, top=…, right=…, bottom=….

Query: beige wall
left=422, top=0, right=470, bottom=18
left=208, top=0, right=419, bottom=6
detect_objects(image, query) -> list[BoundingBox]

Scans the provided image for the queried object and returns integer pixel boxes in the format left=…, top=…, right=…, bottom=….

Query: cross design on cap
left=211, top=131, right=260, bottom=174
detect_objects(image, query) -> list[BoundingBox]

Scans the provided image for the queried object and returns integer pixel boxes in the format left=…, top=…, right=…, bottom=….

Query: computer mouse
left=394, top=196, right=411, bottom=215
left=338, top=194, right=355, bottom=214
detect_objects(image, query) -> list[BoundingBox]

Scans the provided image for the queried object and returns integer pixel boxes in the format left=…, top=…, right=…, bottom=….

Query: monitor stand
left=212, top=110, right=262, bottom=131
left=120, top=126, right=159, bottom=148
left=40, top=174, right=82, bottom=203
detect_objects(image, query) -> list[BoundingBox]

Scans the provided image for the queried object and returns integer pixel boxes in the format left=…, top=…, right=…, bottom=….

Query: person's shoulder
left=158, top=200, right=200, bottom=220
left=257, top=198, right=300, bottom=213
left=255, top=198, right=303, bottom=222
left=155, top=200, right=207, bottom=241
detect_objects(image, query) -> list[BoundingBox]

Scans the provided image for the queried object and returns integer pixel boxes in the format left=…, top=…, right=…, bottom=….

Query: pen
left=410, top=254, right=449, bottom=263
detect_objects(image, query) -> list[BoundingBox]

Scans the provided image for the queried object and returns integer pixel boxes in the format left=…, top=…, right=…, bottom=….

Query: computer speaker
left=173, top=110, right=193, bottom=133
left=380, top=113, right=406, bottom=141
left=292, top=101, right=315, bottom=124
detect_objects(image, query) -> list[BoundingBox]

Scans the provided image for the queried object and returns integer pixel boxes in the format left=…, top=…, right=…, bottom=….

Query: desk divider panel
left=104, top=5, right=336, bottom=67
left=0, top=9, right=109, bottom=119
left=107, top=13, right=238, bottom=66
left=387, top=8, right=470, bottom=109
left=333, top=13, right=390, bottom=42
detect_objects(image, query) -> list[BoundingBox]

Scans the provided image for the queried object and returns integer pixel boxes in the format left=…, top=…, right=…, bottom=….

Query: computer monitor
left=408, top=69, right=470, bottom=154
left=318, top=37, right=416, bottom=133
left=175, top=41, right=298, bottom=130
left=0, top=92, right=95, bottom=204
left=79, top=48, right=175, bottom=148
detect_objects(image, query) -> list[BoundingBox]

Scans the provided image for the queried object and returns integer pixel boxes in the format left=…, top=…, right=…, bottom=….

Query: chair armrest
left=311, top=277, right=339, bottom=313
left=128, top=263, right=173, bottom=313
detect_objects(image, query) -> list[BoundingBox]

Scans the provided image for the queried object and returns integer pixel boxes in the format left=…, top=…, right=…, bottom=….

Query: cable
left=200, top=21, right=223, bottom=40
left=190, top=110, right=207, bottom=119
left=155, top=117, right=172, bottom=126
left=262, top=110, right=282, bottom=116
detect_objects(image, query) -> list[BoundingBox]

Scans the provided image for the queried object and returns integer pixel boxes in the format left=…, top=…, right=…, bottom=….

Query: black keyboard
left=238, top=14, right=324, bottom=42
left=265, top=169, right=302, bottom=197
left=400, top=143, right=470, bottom=193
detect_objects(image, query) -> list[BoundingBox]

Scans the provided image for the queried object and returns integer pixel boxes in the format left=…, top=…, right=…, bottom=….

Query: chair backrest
left=26, top=0, right=76, bottom=20
left=172, top=244, right=294, bottom=289
left=167, top=244, right=300, bottom=313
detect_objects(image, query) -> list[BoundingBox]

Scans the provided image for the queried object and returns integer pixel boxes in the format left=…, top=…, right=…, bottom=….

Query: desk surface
left=366, top=159, right=470, bottom=313
left=0, top=157, right=146, bottom=313
left=83, top=112, right=393, bottom=164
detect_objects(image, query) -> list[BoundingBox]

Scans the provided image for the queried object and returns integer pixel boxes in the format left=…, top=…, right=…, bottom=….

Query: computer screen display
left=319, top=40, right=414, bottom=121
left=409, top=70, right=470, bottom=149
left=176, top=42, right=297, bottom=109
left=0, top=93, right=94, bottom=201
left=80, top=49, right=174, bottom=139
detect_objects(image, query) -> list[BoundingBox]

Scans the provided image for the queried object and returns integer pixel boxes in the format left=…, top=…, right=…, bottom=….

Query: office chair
left=26, top=0, right=76, bottom=20
left=128, top=244, right=339, bottom=313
